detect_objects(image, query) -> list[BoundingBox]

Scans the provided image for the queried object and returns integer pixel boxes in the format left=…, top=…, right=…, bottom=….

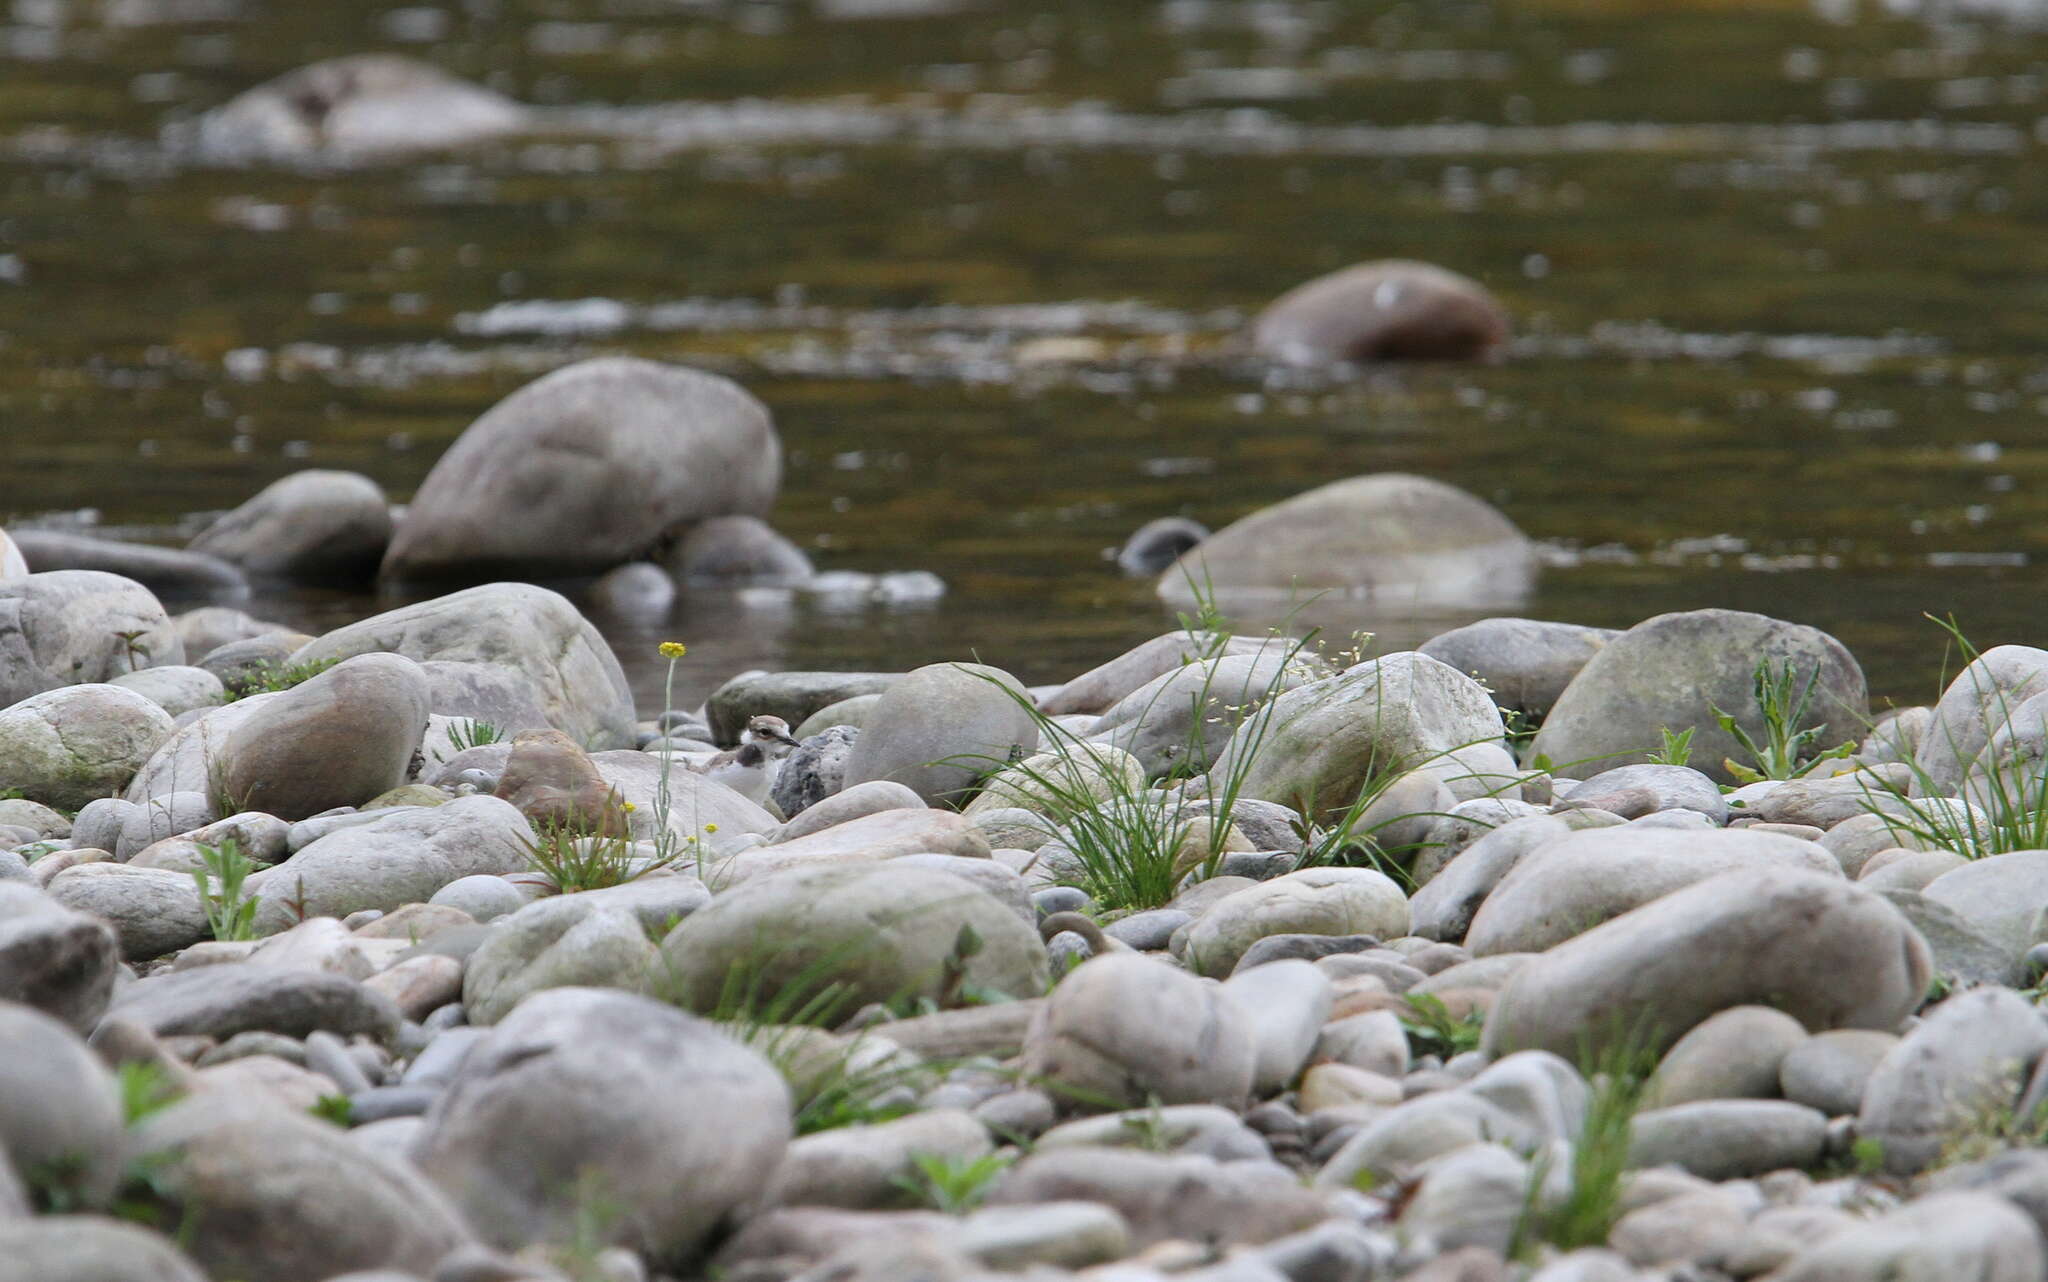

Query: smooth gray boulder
left=760, top=1109, right=991, bottom=1210
left=1769, top=1191, right=2042, bottom=1282
left=987, top=1147, right=1325, bottom=1248
left=1409, top=814, right=1572, bottom=941
left=1021, top=952, right=1256, bottom=1111
left=1859, top=987, right=2048, bottom=1175
left=109, top=665, right=226, bottom=718
left=463, top=880, right=710, bottom=1024
left=411, top=987, right=791, bottom=1264
left=1920, top=851, right=2048, bottom=955
left=1090, top=649, right=1326, bottom=779
left=0, top=683, right=175, bottom=810
left=1159, top=474, right=1535, bottom=611
left=842, top=662, right=1039, bottom=805
left=708, top=671, right=902, bottom=746
left=1419, top=617, right=1619, bottom=719
left=1465, top=826, right=1842, bottom=955
left=0, top=1001, right=125, bottom=1206
left=1312, top=1090, right=1543, bottom=1189
left=1397, top=1143, right=1530, bottom=1255
left=667, top=514, right=814, bottom=586
left=1200, top=651, right=1505, bottom=822
left=1041, top=631, right=1285, bottom=717
left=1482, top=868, right=1931, bottom=1063
left=13, top=550, right=195, bottom=626
left=289, top=582, right=635, bottom=749
left=107, top=961, right=402, bottom=1043
left=1779, top=1029, right=1898, bottom=1117
left=1184, top=868, right=1409, bottom=977
left=1251, top=260, right=1510, bottom=365
left=1222, top=958, right=1334, bottom=1095
left=382, top=358, right=780, bottom=582
left=0, top=570, right=182, bottom=707
left=46, top=863, right=208, bottom=960
left=0, top=1217, right=208, bottom=1282
left=1625, top=1100, right=1827, bottom=1180
left=216, top=653, right=430, bottom=820
left=189, top=469, right=393, bottom=582
left=1640, top=1006, right=1808, bottom=1109
left=0, top=882, right=120, bottom=1030
left=245, top=795, right=533, bottom=933
left=117, top=692, right=269, bottom=808
left=661, top=864, right=1048, bottom=1018
left=1880, top=889, right=2028, bottom=988
left=1554, top=764, right=1727, bottom=823
left=131, top=1092, right=472, bottom=1279
left=9, top=531, right=248, bottom=596
left=770, top=780, right=923, bottom=845
left=1915, top=645, right=2048, bottom=793
left=194, top=53, right=530, bottom=160
left=1528, top=609, right=1867, bottom=785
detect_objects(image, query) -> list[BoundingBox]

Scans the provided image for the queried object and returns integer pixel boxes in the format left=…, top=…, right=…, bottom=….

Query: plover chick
left=688, top=714, right=802, bottom=805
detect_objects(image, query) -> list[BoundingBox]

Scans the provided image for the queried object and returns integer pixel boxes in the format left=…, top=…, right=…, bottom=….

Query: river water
left=6, top=0, right=2048, bottom=711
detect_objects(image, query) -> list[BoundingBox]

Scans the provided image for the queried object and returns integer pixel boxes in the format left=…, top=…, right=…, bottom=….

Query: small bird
left=688, top=714, right=803, bottom=805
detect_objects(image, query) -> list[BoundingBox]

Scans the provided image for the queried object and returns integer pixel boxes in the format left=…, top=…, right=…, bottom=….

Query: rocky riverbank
left=0, top=565, right=2045, bottom=1281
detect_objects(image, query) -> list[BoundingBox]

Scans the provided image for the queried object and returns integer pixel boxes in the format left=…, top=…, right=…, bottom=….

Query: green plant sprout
left=1647, top=725, right=1695, bottom=768
left=1711, top=658, right=1855, bottom=783
left=891, top=1150, right=1014, bottom=1213
left=191, top=837, right=259, bottom=942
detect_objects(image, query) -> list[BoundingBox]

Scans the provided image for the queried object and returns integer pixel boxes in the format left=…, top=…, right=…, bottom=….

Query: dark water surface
left=8, top=0, right=2048, bottom=711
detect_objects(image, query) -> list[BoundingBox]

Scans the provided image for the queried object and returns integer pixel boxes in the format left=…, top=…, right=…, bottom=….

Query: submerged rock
left=8, top=531, right=248, bottom=597
left=1158, top=473, right=1535, bottom=611
left=667, top=514, right=815, bottom=586
left=1252, top=260, right=1510, bottom=365
left=1116, top=516, right=1209, bottom=576
left=188, top=469, right=392, bottom=582
left=381, top=357, right=781, bottom=583
left=192, top=53, right=529, bottom=161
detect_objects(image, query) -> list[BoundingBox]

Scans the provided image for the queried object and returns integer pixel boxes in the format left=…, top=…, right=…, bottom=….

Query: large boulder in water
left=1251, top=260, right=1510, bottom=365
left=382, top=357, right=782, bottom=583
left=9, top=532, right=248, bottom=597
left=1528, top=609, right=1867, bottom=784
left=289, top=583, right=636, bottom=749
left=189, top=469, right=392, bottom=582
left=192, top=53, right=529, bottom=161
left=1157, top=474, right=1535, bottom=612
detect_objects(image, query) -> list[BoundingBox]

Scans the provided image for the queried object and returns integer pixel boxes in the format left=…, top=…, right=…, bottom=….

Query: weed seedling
left=191, top=837, right=259, bottom=941
left=891, top=1150, right=1013, bottom=1213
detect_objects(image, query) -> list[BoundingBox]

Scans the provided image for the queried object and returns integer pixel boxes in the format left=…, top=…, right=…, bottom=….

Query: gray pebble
left=1234, top=933, right=1379, bottom=973
left=349, top=1084, right=441, bottom=1124
left=1104, top=908, right=1191, bottom=952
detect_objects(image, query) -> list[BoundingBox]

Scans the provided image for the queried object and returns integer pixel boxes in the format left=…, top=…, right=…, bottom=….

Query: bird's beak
left=773, top=730, right=802, bottom=747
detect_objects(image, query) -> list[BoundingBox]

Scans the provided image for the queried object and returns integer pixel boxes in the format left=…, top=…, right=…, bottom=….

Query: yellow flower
left=703, top=822, right=718, bottom=833
left=621, top=801, right=636, bottom=812
left=658, top=641, right=687, bottom=659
